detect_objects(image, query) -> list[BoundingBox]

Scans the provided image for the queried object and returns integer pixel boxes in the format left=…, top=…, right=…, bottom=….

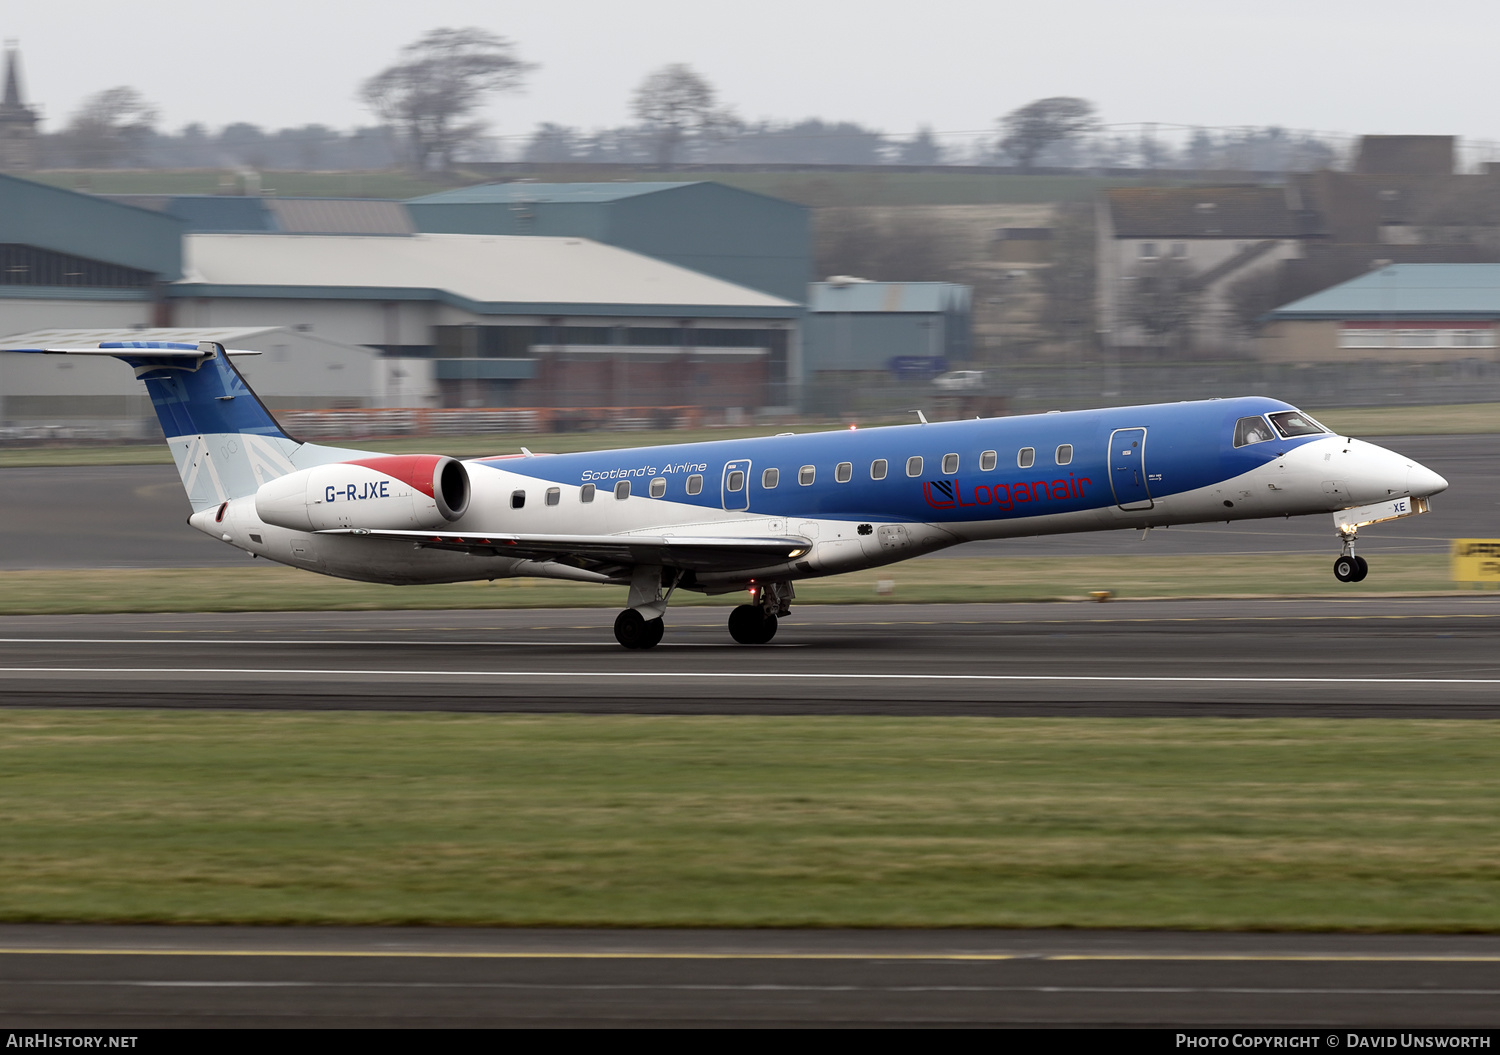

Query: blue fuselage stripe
left=480, top=396, right=1317, bottom=524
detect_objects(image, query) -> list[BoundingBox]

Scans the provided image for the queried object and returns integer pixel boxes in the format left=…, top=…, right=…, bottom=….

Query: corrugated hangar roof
left=809, top=280, right=971, bottom=314
left=409, top=182, right=696, bottom=205
left=1106, top=186, right=1306, bottom=239
left=98, top=195, right=415, bottom=235
left=1268, top=263, right=1500, bottom=319
left=174, top=233, right=800, bottom=316
left=266, top=198, right=415, bottom=235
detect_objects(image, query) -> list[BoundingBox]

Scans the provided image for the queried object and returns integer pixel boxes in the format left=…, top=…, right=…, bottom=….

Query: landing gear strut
left=1333, top=530, right=1369, bottom=583
left=729, top=582, right=792, bottom=645
left=613, top=565, right=678, bottom=650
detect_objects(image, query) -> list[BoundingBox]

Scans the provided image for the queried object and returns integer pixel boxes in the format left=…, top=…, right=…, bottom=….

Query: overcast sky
left=6, top=0, right=1496, bottom=149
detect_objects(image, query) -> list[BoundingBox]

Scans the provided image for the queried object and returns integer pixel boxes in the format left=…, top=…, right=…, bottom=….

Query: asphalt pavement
left=0, top=925, right=1497, bottom=1027
left=2, top=598, right=1499, bottom=716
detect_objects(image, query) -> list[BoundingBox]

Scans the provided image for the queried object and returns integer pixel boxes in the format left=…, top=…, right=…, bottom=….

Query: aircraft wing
left=317, top=528, right=812, bottom=574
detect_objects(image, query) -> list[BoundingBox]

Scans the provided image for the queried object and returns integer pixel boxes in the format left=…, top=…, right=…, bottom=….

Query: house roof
left=172, top=232, right=801, bottom=318
left=1267, top=263, right=1500, bottom=320
left=808, top=281, right=970, bottom=314
left=407, top=182, right=699, bottom=205
left=1105, top=186, right=1306, bottom=239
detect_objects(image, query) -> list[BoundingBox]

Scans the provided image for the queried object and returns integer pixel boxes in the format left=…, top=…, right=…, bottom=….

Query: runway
left=1, top=434, right=1493, bottom=568
left=0, top=925, right=1497, bottom=1026
left=2, top=598, right=1499, bottom=716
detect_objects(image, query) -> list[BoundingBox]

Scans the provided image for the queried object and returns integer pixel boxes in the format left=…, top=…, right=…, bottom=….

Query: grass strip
left=0, top=712, right=1496, bottom=929
left=0, top=555, right=1464, bottom=616
left=2, top=403, right=1494, bottom=468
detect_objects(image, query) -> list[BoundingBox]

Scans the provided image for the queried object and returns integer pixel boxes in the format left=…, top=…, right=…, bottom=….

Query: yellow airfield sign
left=1451, top=540, right=1500, bottom=582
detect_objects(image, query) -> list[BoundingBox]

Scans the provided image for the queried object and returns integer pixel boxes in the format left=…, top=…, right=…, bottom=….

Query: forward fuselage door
left=722, top=458, right=752, bottom=511
left=1108, top=427, right=1154, bottom=510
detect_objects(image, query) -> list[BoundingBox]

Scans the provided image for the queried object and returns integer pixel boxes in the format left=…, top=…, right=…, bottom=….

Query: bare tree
left=1040, top=204, right=1098, bottom=345
left=63, top=87, right=157, bottom=167
left=361, top=27, right=534, bottom=171
left=1127, top=257, right=1201, bottom=350
left=631, top=64, right=732, bottom=168
left=997, top=97, right=1097, bottom=172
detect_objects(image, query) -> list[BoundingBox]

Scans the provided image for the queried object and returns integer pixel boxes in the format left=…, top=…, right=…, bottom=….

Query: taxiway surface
left=1, top=925, right=1497, bottom=1026
left=2, top=598, right=1498, bottom=717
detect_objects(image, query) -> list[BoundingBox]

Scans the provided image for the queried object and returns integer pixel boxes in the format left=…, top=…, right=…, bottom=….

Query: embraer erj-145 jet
left=12, top=341, right=1449, bottom=649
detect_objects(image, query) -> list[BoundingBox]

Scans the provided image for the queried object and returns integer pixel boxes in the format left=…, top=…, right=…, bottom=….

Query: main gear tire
left=614, top=609, right=663, bottom=650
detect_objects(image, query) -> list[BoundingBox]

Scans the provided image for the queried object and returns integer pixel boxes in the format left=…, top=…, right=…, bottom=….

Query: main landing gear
left=1333, top=529, right=1369, bottom=583
left=728, top=582, right=793, bottom=645
left=613, top=565, right=678, bottom=650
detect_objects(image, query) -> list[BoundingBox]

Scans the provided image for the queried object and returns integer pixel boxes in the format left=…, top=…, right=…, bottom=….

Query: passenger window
left=511, top=490, right=526, bottom=509
left=1018, top=447, right=1035, bottom=469
left=1056, top=444, right=1073, bottom=465
left=980, top=450, right=997, bottom=471
left=1234, top=416, right=1275, bottom=447
left=615, top=481, right=630, bottom=500
left=545, top=487, right=560, bottom=506
left=942, top=453, right=959, bottom=474
left=906, top=456, right=923, bottom=477
left=835, top=461, right=852, bottom=483
left=762, top=467, right=779, bottom=488
left=650, top=477, right=667, bottom=498
left=686, top=474, right=703, bottom=495
left=1268, top=410, right=1328, bottom=439
left=798, top=465, right=815, bottom=486
left=870, top=459, right=888, bottom=480
left=580, top=483, right=595, bottom=503
left=727, top=470, right=745, bottom=492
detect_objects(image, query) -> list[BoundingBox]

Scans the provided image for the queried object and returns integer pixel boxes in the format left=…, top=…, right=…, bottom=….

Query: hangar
left=167, top=232, right=801, bottom=414
left=0, top=173, right=182, bottom=333
left=406, top=181, right=810, bottom=303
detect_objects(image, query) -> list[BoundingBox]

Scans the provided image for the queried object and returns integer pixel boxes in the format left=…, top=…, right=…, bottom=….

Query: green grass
left=1313, top=403, right=1500, bottom=437
left=0, top=711, right=1496, bottom=928
left=0, top=555, right=1461, bottom=617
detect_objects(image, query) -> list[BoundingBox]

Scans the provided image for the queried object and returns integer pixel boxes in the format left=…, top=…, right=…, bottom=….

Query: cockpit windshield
left=1268, top=411, right=1327, bottom=439
left=1233, top=416, right=1275, bottom=447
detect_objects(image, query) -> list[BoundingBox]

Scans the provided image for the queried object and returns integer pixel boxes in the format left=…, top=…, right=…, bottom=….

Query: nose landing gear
left=1333, top=530, right=1369, bottom=583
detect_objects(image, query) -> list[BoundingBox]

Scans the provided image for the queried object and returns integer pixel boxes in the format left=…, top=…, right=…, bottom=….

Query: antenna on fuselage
left=910, top=410, right=928, bottom=425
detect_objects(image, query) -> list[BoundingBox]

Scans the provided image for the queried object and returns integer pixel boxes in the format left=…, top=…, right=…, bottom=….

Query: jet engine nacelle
left=254, top=454, right=469, bottom=533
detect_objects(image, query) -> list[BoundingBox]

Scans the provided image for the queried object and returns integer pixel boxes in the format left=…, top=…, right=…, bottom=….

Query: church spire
left=0, top=41, right=40, bottom=170
left=2, top=41, right=23, bottom=110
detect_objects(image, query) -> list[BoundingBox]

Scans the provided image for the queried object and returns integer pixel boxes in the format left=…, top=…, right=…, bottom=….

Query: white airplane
left=9, top=340, right=1448, bottom=649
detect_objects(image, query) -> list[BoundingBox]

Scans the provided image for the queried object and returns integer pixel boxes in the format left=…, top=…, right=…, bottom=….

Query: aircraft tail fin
left=7, top=341, right=309, bottom=511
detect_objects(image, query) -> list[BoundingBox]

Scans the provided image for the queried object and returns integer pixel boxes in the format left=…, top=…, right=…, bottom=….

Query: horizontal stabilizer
left=3, top=344, right=260, bottom=357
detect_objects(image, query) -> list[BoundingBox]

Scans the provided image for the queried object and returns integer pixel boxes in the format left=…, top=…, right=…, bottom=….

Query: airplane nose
left=1409, top=462, right=1448, bottom=497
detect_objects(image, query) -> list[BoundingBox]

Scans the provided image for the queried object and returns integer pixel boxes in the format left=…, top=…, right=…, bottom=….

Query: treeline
left=30, top=29, right=1344, bottom=174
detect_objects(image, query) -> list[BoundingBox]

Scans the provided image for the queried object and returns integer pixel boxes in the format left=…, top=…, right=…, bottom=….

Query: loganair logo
left=923, top=475, right=1091, bottom=512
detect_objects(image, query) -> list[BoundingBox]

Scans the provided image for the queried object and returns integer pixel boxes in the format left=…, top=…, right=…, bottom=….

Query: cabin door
left=1108, top=428, right=1154, bottom=511
left=722, top=459, right=752, bottom=511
